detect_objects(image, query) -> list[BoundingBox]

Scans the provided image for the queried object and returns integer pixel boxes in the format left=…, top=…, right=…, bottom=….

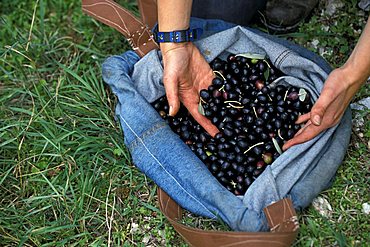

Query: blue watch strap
left=153, top=26, right=203, bottom=43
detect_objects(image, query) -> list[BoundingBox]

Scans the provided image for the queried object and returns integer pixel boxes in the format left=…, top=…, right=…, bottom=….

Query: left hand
left=282, top=67, right=362, bottom=150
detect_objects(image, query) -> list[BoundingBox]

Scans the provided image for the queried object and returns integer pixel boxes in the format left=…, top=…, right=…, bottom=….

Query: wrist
left=160, top=42, right=191, bottom=55
left=340, top=63, right=368, bottom=88
left=158, top=23, right=189, bottom=32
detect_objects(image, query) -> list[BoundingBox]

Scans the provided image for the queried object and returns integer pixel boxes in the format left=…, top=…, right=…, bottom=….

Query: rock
left=312, top=196, right=333, bottom=218
left=352, top=114, right=364, bottom=132
left=311, top=39, right=320, bottom=49
left=359, top=0, right=370, bottom=11
left=362, top=203, right=370, bottom=214
left=142, top=235, right=150, bottom=244
left=325, top=0, right=345, bottom=16
left=321, top=25, right=330, bottom=32
left=129, top=222, right=139, bottom=233
left=350, top=97, right=370, bottom=111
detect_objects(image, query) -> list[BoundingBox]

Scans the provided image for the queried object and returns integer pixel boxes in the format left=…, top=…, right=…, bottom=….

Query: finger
left=310, top=87, right=334, bottom=126
left=282, top=123, right=322, bottom=150
left=293, top=120, right=312, bottom=137
left=296, top=113, right=310, bottom=124
left=163, top=73, right=180, bottom=116
left=187, top=104, right=219, bottom=137
left=283, top=121, right=312, bottom=150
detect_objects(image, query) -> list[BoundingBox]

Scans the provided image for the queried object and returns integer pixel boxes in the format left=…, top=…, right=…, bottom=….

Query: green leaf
left=272, top=138, right=283, bottom=155
left=39, top=79, right=47, bottom=86
left=36, top=161, right=48, bottom=169
left=113, top=148, right=122, bottom=156
left=235, top=53, right=266, bottom=60
left=198, top=101, right=205, bottom=116
left=264, top=68, right=270, bottom=81
left=299, top=88, right=307, bottom=102
left=31, top=166, right=40, bottom=173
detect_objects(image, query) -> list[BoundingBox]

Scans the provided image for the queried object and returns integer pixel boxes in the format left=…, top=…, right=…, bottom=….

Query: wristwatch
left=153, top=25, right=203, bottom=43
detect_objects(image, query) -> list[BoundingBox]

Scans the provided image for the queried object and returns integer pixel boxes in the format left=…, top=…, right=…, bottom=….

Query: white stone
left=312, top=196, right=333, bottom=218
left=142, top=235, right=150, bottom=244
left=350, top=97, right=370, bottom=111
left=311, top=39, right=320, bottom=49
left=130, top=222, right=139, bottom=233
left=325, top=0, right=345, bottom=16
left=362, top=203, right=370, bottom=215
left=321, top=25, right=330, bottom=32
left=359, top=0, right=370, bottom=11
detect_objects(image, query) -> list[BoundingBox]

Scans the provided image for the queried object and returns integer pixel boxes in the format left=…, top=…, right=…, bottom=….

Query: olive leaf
left=264, top=68, right=270, bottom=81
left=272, top=137, right=283, bottom=155
left=198, top=101, right=205, bottom=116
left=299, top=88, right=307, bottom=102
left=235, top=53, right=266, bottom=60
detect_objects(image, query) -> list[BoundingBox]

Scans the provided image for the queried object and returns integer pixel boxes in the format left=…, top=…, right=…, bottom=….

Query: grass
left=0, top=0, right=369, bottom=246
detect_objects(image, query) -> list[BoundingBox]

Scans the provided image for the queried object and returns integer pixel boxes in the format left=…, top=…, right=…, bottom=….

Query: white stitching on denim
left=119, top=115, right=216, bottom=218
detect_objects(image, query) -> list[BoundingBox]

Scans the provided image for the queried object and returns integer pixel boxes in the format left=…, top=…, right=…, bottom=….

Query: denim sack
left=102, top=18, right=351, bottom=232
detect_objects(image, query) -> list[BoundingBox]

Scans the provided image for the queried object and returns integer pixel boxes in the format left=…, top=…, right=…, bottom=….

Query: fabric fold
left=102, top=19, right=351, bottom=231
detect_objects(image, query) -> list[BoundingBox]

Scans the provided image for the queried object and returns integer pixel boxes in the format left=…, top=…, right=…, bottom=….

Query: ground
left=0, top=0, right=369, bottom=246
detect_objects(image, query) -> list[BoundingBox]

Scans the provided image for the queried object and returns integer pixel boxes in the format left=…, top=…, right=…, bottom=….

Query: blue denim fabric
left=102, top=18, right=351, bottom=232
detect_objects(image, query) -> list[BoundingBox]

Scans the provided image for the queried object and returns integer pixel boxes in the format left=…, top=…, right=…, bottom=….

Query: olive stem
left=230, top=180, right=237, bottom=188
left=253, top=106, right=258, bottom=118
left=263, top=59, right=271, bottom=68
left=224, top=100, right=241, bottom=104
left=235, top=54, right=251, bottom=68
left=278, top=129, right=284, bottom=140
left=283, top=90, right=289, bottom=102
left=227, top=103, right=244, bottom=109
left=200, top=97, right=206, bottom=104
left=244, top=142, right=265, bottom=154
left=213, top=70, right=226, bottom=81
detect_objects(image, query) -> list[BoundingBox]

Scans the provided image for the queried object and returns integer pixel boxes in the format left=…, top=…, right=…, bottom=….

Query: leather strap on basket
left=158, top=188, right=298, bottom=247
left=81, top=0, right=158, bottom=57
left=137, top=0, right=158, bottom=29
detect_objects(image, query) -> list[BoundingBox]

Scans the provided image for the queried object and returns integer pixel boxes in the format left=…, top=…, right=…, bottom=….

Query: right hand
left=161, top=42, right=219, bottom=137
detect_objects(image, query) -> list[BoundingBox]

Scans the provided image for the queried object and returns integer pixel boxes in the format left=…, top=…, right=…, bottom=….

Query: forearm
left=157, top=0, right=193, bottom=52
left=341, top=16, right=370, bottom=88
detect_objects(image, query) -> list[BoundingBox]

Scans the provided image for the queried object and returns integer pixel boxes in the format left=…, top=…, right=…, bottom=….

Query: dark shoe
left=261, top=0, right=319, bottom=32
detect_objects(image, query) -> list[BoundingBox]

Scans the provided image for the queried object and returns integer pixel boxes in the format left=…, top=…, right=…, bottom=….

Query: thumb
left=310, top=88, right=333, bottom=126
left=163, top=73, right=180, bottom=116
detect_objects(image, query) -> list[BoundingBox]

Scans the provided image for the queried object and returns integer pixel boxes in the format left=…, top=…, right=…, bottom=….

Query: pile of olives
left=152, top=54, right=312, bottom=195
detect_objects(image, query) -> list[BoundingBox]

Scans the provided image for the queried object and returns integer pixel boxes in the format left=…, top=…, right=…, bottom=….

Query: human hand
left=161, top=42, right=219, bottom=136
left=283, top=67, right=363, bottom=150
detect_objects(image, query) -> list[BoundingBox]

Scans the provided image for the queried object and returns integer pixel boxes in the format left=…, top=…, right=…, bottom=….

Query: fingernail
left=169, top=106, right=174, bottom=116
left=313, top=115, right=321, bottom=125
